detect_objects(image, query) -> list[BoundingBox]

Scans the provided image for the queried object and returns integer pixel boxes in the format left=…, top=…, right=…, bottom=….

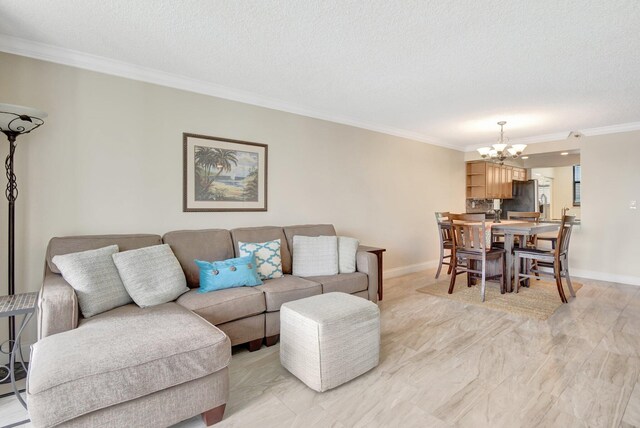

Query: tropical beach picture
left=183, top=134, right=267, bottom=211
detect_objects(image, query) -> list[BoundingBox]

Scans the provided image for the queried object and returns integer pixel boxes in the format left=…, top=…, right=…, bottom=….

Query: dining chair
left=507, top=211, right=541, bottom=245
left=434, top=212, right=453, bottom=279
left=448, top=215, right=506, bottom=302
left=513, top=215, right=577, bottom=303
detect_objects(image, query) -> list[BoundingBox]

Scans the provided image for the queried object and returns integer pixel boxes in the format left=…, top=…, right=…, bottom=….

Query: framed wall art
left=183, top=133, right=268, bottom=212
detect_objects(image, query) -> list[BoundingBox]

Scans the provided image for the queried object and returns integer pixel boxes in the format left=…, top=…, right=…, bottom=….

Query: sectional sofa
left=29, top=224, right=379, bottom=427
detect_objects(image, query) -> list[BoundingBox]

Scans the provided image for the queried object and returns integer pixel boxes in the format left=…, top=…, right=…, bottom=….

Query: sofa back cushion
left=231, top=226, right=292, bottom=274
left=163, top=229, right=234, bottom=288
left=283, top=224, right=336, bottom=258
left=47, top=234, right=163, bottom=274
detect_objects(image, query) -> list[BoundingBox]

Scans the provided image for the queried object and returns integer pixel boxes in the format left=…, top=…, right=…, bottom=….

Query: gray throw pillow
left=52, top=245, right=132, bottom=318
left=112, top=244, right=188, bottom=308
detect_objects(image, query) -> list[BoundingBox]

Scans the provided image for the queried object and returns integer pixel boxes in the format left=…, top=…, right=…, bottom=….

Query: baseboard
left=570, top=269, right=640, bottom=286
left=383, top=260, right=439, bottom=279
left=383, top=261, right=640, bottom=287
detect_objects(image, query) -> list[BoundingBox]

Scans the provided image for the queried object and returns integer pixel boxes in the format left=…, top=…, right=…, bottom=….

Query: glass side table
left=0, top=292, right=37, bottom=409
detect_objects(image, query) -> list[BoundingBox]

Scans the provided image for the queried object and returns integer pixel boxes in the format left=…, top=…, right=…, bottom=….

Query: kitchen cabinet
left=466, top=161, right=527, bottom=199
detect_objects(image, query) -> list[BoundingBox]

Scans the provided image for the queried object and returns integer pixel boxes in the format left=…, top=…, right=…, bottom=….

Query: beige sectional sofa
left=30, top=224, right=378, bottom=427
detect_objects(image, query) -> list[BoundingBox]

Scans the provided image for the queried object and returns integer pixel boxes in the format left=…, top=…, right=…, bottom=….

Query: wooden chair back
left=507, top=211, right=541, bottom=222
left=556, top=215, right=576, bottom=258
left=435, top=212, right=452, bottom=243
left=450, top=220, right=490, bottom=254
left=435, top=212, right=451, bottom=222
left=450, top=213, right=485, bottom=222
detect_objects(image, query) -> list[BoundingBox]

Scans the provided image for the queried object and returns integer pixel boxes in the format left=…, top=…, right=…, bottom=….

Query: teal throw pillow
left=238, top=239, right=283, bottom=280
left=195, top=255, right=262, bottom=293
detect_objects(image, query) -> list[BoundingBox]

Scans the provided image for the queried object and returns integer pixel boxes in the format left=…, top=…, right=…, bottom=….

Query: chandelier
left=477, top=121, right=526, bottom=164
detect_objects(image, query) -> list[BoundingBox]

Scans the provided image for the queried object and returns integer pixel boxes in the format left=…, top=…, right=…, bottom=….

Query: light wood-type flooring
left=2, top=269, right=640, bottom=427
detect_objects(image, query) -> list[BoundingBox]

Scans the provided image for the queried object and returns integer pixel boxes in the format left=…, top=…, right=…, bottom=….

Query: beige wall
left=572, top=131, right=640, bottom=283
left=0, top=51, right=465, bottom=296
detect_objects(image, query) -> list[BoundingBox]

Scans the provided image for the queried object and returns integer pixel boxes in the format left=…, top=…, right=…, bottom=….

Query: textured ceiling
left=1, top=0, right=639, bottom=149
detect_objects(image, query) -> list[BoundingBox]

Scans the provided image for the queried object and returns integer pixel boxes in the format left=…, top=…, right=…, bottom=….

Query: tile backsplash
left=466, top=199, right=495, bottom=213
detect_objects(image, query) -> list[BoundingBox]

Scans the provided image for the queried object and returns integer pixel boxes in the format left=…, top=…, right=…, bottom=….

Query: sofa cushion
left=27, top=303, right=230, bottom=427
left=176, top=287, right=266, bottom=325
left=163, top=229, right=235, bottom=288
left=283, top=224, right=336, bottom=258
left=112, top=244, right=189, bottom=308
left=231, top=226, right=292, bottom=274
left=292, top=235, right=339, bottom=277
left=256, top=275, right=322, bottom=312
left=51, top=245, right=132, bottom=318
left=308, top=272, right=369, bottom=295
left=47, top=234, right=162, bottom=274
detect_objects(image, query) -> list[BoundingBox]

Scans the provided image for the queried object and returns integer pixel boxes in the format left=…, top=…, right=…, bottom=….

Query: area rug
left=416, top=277, right=582, bottom=320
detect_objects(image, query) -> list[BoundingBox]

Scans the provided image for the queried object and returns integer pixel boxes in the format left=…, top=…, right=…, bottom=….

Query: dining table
left=489, top=220, right=560, bottom=292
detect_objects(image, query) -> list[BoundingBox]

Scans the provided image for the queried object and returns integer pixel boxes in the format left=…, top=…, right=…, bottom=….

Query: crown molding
left=581, top=121, right=640, bottom=136
left=0, top=34, right=461, bottom=151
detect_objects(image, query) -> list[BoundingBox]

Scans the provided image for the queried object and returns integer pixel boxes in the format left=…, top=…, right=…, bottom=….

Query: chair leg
left=435, top=246, right=444, bottom=279
left=501, top=253, right=507, bottom=294
left=448, top=258, right=457, bottom=294
left=514, top=254, right=521, bottom=294
left=533, top=260, right=540, bottom=280
left=447, top=254, right=453, bottom=274
left=467, top=259, right=474, bottom=287
left=562, top=256, right=576, bottom=298
left=480, top=258, right=487, bottom=302
left=554, top=262, right=568, bottom=304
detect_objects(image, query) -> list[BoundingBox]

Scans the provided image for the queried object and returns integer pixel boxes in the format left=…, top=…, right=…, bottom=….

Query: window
left=573, top=165, right=581, bottom=206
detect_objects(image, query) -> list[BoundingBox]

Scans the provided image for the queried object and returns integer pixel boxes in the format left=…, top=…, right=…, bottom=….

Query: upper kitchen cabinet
left=466, top=161, right=526, bottom=199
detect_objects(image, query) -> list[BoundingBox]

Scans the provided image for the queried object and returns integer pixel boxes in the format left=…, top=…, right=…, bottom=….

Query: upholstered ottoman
left=280, top=292, right=380, bottom=392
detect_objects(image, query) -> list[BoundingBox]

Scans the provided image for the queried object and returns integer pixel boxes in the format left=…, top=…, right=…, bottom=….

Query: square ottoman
left=280, top=292, right=380, bottom=392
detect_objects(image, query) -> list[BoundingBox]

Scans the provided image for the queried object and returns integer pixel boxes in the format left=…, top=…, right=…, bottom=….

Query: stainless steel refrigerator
left=500, top=179, right=539, bottom=218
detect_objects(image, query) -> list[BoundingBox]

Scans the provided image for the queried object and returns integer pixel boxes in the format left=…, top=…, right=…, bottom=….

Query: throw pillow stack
left=53, top=244, right=189, bottom=318
left=292, top=235, right=359, bottom=277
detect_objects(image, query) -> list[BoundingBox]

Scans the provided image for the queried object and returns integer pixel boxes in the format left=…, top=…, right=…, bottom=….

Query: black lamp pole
left=5, top=132, right=18, bottom=345
left=0, top=105, right=46, bottom=364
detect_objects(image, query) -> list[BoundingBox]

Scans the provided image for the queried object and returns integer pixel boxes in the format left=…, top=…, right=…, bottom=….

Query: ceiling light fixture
left=521, top=156, right=529, bottom=159
left=476, top=121, right=526, bottom=165
left=560, top=152, right=569, bottom=156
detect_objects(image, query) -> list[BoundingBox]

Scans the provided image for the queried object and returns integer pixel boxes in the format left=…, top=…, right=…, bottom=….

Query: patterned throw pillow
left=195, top=255, right=262, bottom=293
left=238, top=239, right=284, bottom=280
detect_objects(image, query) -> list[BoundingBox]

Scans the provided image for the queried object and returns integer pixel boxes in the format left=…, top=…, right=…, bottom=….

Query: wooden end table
left=359, top=246, right=386, bottom=300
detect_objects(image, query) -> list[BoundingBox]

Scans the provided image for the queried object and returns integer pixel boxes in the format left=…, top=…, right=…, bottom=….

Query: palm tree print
left=194, top=147, right=239, bottom=200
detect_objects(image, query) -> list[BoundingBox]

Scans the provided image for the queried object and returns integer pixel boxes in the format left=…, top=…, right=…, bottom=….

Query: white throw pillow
left=52, top=245, right=132, bottom=318
left=112, top=244, right=189, bottom=308
left=338, top=236, right=360, bottom=273
left=292, top=235, right=339, bottom=277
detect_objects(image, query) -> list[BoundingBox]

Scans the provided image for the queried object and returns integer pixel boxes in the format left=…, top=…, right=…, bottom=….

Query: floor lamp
left=0, top=103, right=47, bottom=381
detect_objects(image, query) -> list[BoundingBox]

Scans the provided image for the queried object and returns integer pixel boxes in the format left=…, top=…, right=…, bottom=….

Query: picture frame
left=183, top=133, right=268, bottom=212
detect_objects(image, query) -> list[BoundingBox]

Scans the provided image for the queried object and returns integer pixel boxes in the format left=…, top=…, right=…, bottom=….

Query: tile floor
left=2, top=269, right=640, bottom=427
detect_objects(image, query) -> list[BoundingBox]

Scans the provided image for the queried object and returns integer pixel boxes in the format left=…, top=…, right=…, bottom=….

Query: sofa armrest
left=356, top=250, right=378, bottom=303
left=37, top=266, right=79, bottom=340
